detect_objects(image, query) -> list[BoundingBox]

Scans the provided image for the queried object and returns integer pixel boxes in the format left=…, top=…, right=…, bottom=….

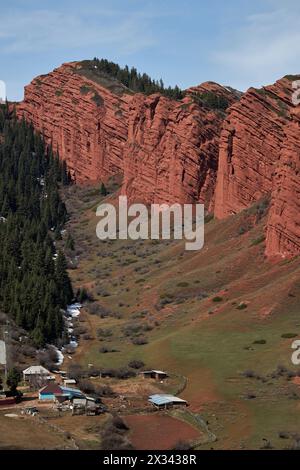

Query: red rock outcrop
left=122, top=93, right=224, bottom=206
left=214, top=76, right=300, bottom=257
left=17, top=65, right=238, bottom=207
left=17, top=62, right=130, bottom=183
left=187, top=81, right=242, bottom=106
left=17, top=62, right=300, bottom=258
left=214, top=78, right=295, bottom=218
left=265, top=106, right=300, bottom=257
left=122, top=82, right=240, bottom=206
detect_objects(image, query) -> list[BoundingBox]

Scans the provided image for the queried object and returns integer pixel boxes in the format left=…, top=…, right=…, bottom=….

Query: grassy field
left=0, top=411, right=75, bottom=450
left=59, top=182, right=300, bottom=450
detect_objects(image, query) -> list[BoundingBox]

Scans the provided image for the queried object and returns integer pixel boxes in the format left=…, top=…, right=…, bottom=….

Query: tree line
left=87, top=58, right=185, bottom=100
left=0, top=103, right=73, bottom=347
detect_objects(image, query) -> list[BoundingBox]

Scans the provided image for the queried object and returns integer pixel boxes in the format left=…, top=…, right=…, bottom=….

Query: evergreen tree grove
left=0, top=105, right=73, bottom=347
left=84, top=58, right=185, bottom=100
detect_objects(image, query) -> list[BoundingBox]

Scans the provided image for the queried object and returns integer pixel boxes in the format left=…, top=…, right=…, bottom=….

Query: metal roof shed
left=149, top=394, right=188, bottom=409
left=141, top=370, right=168, bottom=380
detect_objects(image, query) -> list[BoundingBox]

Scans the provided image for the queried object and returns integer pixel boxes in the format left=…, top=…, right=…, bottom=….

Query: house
left=149, top=394, right=188, bottom=409
left=23, top=365, right=50, bottom=383
left=141, top=370, right=168, bottom=381
left=55, top=395, right=69, bottom=405
left=39, top=383, right=85, bottom=401
left=39, top=383, right=63, bottom=401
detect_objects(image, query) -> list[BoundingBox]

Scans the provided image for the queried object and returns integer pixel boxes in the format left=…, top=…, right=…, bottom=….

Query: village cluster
left=0, top=365, right=188, bottom=418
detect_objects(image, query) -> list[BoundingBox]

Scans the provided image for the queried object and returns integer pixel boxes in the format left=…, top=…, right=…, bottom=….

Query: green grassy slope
left=62, top=181, right=300, bottom=450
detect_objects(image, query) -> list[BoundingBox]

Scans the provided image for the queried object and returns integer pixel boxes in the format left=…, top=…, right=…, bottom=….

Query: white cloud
left=213, top=5, right=300, bottom=89
left=0, top=7, right=157, bottom=55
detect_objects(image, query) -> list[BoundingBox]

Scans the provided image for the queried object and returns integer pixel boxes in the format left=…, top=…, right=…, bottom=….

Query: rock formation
left=17, top=62, right=130, bottom=183
left=265, top=106, right=300, bottom=257
left=214, top=78, right=294, bottom=218
left=17, top=63, right=300, bottom=258
left=214, top=76, right=300, bottom=257
left=122, top=92, right=224, bottom=206
left=17, top=63, right=237, bottom=208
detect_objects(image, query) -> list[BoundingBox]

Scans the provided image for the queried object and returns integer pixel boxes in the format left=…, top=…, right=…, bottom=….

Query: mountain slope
left=60, top=181, right=300, bottom=450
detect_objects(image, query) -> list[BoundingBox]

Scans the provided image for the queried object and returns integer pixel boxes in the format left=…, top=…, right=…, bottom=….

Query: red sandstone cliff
left=214, top=76, right=300, bottom=258
left=122, top=93, right=224, bottom=206
left=17, top=63, right=300, bottom=258
left=17, top=64, right=237, bottom=208
left=214, top=78, right=295, bottom=218
left=265, top=106, right=300, bottom=257
left=17, top=62, right=130, bottom=183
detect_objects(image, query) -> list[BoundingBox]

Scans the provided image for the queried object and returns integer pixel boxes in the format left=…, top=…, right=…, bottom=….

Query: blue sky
left=1, top=0, right=300, bottom=100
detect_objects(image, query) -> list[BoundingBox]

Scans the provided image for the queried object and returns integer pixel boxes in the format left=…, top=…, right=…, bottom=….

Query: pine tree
left=7, top=368, right=21, bottom=392
left=55, top=250, right=73, bottom=307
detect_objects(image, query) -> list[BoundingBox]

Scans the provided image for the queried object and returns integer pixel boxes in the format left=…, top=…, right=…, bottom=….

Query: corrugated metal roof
left=61, top=387, right=84, bottom=397
left=142, top=370, right=168, bottom=375
left=149, top=394, right=187, bottom=406
left=23, top=365, right=50, bottom=375
left=39, top=383, right=63, bottom=395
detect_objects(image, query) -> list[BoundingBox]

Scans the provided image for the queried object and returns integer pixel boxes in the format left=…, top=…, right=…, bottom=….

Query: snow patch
left=51, top=303, right=82, bottom=366
left=54, top=347, right=64, bottom=366
left=67, top=303, right=82, bottom=318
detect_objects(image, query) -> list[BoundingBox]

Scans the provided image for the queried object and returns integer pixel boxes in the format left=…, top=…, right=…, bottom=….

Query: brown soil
left=124, top=413, right=200, bottom=449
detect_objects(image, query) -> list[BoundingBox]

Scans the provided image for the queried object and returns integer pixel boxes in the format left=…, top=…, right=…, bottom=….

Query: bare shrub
left=68, top=364, right=87, bottom=381
left=95, top=385, right=115, bottom=397
left=79, top=379, right=95, bottom=394
left=128, top=360, right=144, bottom=370
left=100, top=414, right=133, bottom=450
left=97, top=328, right=113, bottom=339
left=99, top=346, right=119, bottom=354
left=131, top=336, right=148, bottom=346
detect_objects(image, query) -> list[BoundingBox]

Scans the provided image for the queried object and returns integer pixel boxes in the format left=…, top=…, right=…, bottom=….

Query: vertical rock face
left=266, top=107, right=300, bottom=257
left=214, top=78, right=294, bottom=218
left=122, top=93, right=224, bottom=206
left=214, top=76, right=300, bottom=258
left=17, top=63, right=300, bottom=258
left=17, top=62, right=130, bottom=183
left=17, top=65, right=237, bottom=208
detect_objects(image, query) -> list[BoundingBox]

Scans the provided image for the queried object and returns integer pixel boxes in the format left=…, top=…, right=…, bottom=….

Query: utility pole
left=3, top=319, right=9, bottom=386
